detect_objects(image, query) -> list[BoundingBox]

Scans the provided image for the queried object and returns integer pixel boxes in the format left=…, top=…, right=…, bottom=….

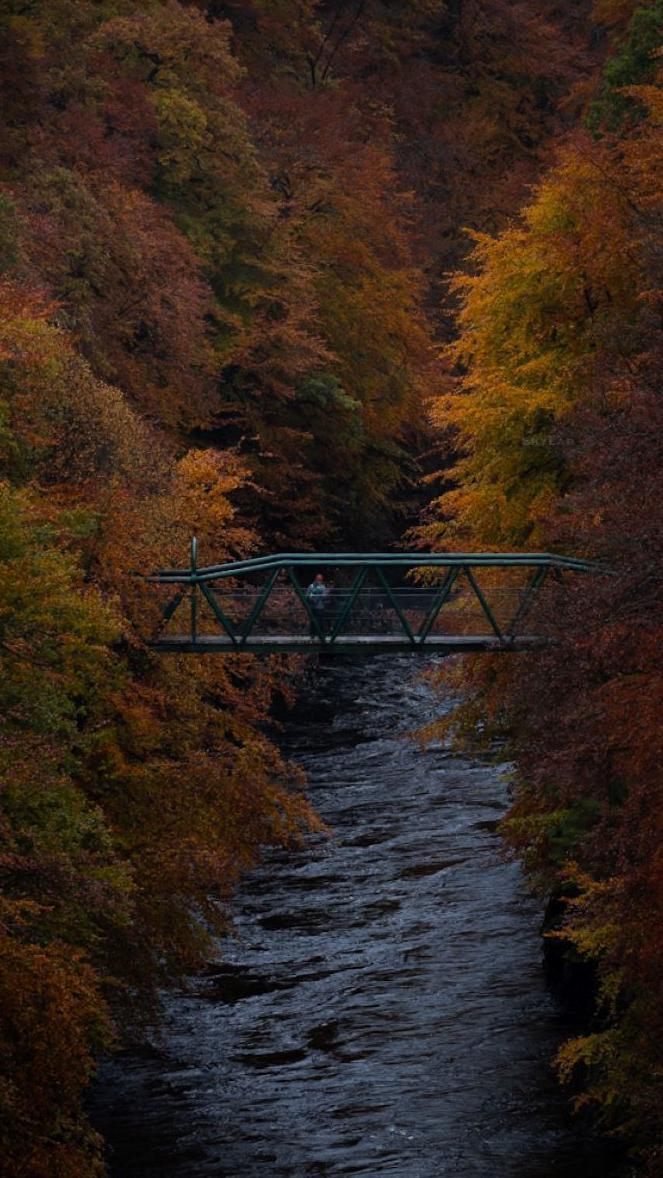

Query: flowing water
left=92, top=656, right=627, bottom=1177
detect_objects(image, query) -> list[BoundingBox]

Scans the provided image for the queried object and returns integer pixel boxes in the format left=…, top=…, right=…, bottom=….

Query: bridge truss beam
left=144, top=546, right=604, bottom=656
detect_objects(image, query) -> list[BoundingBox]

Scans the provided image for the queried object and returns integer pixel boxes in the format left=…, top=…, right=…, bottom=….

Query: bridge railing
left=189, top=586, right=540, bottom=638
left=143, top=547, right=605, bottom=653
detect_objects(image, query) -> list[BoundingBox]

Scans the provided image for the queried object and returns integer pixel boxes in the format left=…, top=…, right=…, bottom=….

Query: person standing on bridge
left=305, top=573, right=329, bottom=638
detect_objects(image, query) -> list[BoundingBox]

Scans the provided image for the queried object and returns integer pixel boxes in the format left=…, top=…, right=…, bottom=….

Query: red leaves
left=428, top=56, right=663, bottom=1151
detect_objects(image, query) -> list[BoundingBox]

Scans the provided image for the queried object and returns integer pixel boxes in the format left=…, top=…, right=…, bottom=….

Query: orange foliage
left=424, top=60, right=663, bottom=1166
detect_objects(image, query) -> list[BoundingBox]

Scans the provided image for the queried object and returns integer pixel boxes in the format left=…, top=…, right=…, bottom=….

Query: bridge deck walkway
left=152, top=634, right=544, bottom=655
left=144, top=548, right=604, bottom=656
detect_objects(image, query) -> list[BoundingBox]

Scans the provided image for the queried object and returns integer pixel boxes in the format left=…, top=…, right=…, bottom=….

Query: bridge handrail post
left=190, top=535, right=198, bottom=644
left=144, top=549, right=606, bottom=653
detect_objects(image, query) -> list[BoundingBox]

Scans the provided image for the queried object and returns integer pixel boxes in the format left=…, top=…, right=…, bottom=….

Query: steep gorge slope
left=2, top=2, right=654, bottom=1174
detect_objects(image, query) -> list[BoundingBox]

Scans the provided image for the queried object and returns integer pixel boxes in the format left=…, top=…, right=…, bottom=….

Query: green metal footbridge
left=145, top=545, right=602, bottom=656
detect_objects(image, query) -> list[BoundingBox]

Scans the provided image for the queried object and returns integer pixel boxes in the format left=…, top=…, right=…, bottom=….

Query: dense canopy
left=0, top=1, right=661, bottom=1174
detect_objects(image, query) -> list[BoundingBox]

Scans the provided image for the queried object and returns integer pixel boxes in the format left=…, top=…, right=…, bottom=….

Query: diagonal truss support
left=376, top=567, right=416, bottom=645
left=157, top=589, right=186, bottom=637
left=418, top=567, right=459, bottom=641
left=199, top=582, right=238, bottom=644
left=463, top=566, right=504, bottom=641
left=329, top=566, right=367, bottom=641
left=240, top=568, right=280, bottom=644
left=146, top=544, right=604, bottom=655
left=506, top=565, right=549, bottom=639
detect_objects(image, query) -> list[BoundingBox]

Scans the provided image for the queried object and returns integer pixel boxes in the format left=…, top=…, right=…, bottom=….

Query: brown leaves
left=426, top=65, right=663, bottom=1150
left=0, top=914, right=110, bottom=1178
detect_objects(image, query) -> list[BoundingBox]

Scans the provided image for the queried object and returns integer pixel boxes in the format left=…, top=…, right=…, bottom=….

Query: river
left=91, top=656, right=628, bottom=1177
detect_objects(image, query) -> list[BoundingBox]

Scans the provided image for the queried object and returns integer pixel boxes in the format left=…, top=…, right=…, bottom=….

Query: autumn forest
left=0, top=0, right=661, bottom=1174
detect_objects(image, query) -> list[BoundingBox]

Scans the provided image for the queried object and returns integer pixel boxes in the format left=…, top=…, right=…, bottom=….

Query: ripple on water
left=90, top=656, right=630, bottom=1178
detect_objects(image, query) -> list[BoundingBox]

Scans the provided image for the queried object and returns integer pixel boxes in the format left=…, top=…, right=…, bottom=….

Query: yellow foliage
left=425, top=139, right=645, bottom=548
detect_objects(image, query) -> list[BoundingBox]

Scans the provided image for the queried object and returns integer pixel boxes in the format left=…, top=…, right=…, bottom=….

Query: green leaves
left=0, top=483, right=119, bottom=736
left=587, top=1, right=663, bottom=133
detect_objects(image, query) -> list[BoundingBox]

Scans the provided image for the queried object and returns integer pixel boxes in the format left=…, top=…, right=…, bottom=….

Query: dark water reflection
left=91, top=657, right=629, bottom=1177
